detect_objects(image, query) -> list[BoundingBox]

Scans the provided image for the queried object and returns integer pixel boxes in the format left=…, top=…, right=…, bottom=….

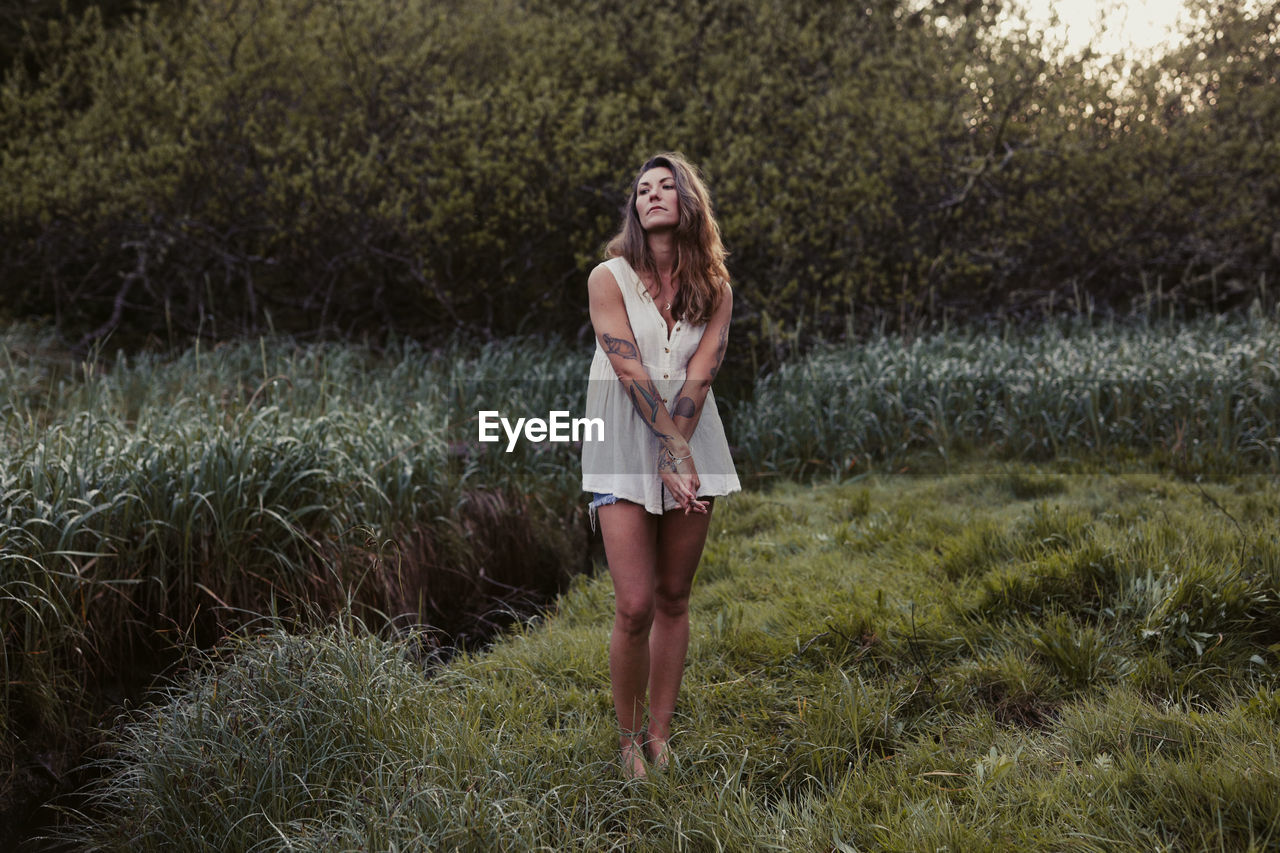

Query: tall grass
left=5, top=309, right=1280, bottom=841
left=52, top=471, right=1280, bottom=851
left=1, top=330, right=593, bottom=824
left=733, top=310, right=1280, bottom=478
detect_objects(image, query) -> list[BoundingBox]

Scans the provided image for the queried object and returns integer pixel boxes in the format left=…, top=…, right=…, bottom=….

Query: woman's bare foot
left=646, top=731, right=671, bottom=770
left=620, top=734, right=648, bottom=779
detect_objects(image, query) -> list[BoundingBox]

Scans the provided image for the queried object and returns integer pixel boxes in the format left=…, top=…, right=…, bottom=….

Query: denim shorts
left=588, top=492, right=618, bottom=531
left=589, top=492, right=619, bottom=510
left=587, top=491, right=713, bottom=531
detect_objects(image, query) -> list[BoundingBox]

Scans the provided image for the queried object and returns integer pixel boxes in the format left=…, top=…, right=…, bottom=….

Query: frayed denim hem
left=588, top=492, right=619, bottom=533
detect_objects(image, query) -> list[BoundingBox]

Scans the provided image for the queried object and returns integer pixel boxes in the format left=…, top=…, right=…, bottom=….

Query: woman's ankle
left=645, top=729, right=671, bottom=768
left=619, top=732, right=648, bottom=779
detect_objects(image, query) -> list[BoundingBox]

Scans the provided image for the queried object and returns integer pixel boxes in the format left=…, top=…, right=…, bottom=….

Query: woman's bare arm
left=669, top=283, right=732, bottom=441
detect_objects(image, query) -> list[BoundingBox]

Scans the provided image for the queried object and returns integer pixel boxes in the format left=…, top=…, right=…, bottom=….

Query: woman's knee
left=654, top=585, right=691, bottom=619
left=614, top=598, right=656, bottom=637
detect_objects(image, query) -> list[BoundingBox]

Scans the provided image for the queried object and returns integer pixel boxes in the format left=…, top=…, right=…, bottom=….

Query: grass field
left=53, top=470, right=1280, bottom=850
left=3, top=311, right=1279, bottom=848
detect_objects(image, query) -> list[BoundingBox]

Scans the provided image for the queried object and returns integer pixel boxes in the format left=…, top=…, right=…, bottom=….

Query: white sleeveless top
left=581, top=257, right=741, bottom=514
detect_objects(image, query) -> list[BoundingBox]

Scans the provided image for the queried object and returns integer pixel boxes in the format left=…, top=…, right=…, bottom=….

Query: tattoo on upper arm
left=710, top=322, right=729, bottom=379
left=603, top=333, right=639, bottom=361
left=672, top=396, right=696, bottom=418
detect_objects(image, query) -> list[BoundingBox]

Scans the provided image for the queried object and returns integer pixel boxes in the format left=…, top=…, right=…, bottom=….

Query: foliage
left=0, top=0, right=165, bottom=73
left=1, top=0, right=1277, bottom=357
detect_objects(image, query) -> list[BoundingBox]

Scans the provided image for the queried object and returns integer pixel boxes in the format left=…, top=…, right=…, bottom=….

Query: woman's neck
left=646, top=232, right=676, bottom=280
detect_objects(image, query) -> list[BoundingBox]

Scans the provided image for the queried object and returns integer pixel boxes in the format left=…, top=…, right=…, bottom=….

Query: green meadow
left=56, top=473, right=1280, bottom=851
left=2, top=312, right=1279, bottom=848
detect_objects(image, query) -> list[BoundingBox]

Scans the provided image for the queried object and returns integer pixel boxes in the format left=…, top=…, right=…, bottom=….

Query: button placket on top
left=659, top=304, right=676, bottom=381
left=635, top=263, right=684, bottom=404
left=660, top=317, right=676, bottom=399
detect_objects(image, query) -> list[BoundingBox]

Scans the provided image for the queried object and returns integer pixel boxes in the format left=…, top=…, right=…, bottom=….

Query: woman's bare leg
left=598, top=500, right=659, bottom=777
left=646, top=501, right=713, bottom=763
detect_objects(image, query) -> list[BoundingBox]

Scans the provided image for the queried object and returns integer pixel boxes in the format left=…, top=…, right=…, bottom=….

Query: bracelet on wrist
left=659, top=447, right=692, bottom=465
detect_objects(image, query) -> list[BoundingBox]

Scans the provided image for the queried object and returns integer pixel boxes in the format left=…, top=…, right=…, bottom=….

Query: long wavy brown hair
left=605, top=152, right=730, bottom=326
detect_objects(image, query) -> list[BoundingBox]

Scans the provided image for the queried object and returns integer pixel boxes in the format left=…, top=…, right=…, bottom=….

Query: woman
left=582, top=152, right=740, bottom=778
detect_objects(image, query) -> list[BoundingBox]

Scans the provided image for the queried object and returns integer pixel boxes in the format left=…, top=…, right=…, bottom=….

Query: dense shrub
left=0, top=0, right=165, bottom=72
left=1, top=0, right=1277, bottom=356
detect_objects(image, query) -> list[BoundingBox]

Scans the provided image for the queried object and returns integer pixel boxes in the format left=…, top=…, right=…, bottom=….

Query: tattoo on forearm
left=603, top=333, right=640, bottom=361
left=627, top=378, right=663, bottom=428
left=672, top=395, right=696, bottom=418
left=710, top=323, right=729, bottom=379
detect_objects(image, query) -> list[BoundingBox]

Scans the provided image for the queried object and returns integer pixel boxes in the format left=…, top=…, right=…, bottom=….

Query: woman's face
left=635, top=166, right=679, bottom=232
